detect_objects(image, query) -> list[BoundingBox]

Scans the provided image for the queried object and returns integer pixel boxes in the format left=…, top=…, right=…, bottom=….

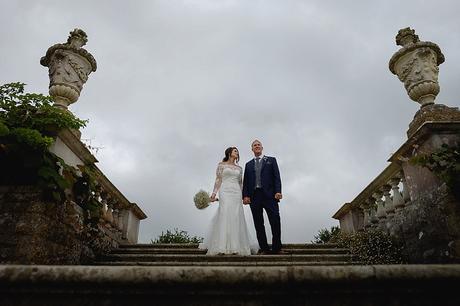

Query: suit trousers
left=250, top=189, right=282, bottom=252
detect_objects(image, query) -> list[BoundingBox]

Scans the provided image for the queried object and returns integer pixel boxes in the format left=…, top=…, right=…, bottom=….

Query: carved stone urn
left=40, top=29, right=97, bottom=110
left=389, top=28, right=444, bottom=107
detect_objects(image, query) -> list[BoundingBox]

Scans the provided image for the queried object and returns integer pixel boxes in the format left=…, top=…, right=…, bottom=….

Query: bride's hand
left=210, top=193, right=217, bottom=202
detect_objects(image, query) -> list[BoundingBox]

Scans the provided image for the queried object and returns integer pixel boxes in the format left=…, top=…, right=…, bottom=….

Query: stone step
left=2, top=265, right=460, bottom=305
left=101, top=254, right=354, bottom=263
left=95, top=261, right=360, bottom=266
left=110, top=248, right=350, bottom=255
left=122, top=243, right=341, bottom=249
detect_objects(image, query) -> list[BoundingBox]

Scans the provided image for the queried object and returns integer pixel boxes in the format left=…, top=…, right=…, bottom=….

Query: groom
left=243, top=140, right=285, bottom=254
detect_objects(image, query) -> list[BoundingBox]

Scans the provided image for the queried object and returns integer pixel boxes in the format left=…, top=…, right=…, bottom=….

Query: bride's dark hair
left=223, top=147, right=239, bottom=163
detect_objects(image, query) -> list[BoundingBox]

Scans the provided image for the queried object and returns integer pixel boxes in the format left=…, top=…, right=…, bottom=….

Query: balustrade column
left=112, top=209, right=119, bottom=229
left=369, top=197, right=379, bottom=228
left=401, top=176, right=411, bottom=205
left=374, top=190, right=386, bottom=227
left=383, top=184, right=395, bottom=219
left=94, top=186, right=104, bottom=221
left=106, top=200, right=114, bottom=224
left=390, top=177, right=405, bottom=212
left=118, top=209, right=125, bottom=234
left=360, top=203, right=370, bottom=230
left=101, top=192, right=110, bottom=222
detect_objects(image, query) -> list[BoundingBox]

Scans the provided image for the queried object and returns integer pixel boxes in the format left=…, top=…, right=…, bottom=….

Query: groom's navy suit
left=243, top=156, right=282, bottom=252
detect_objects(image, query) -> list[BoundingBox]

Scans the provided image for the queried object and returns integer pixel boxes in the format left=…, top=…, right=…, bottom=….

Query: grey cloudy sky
left=1, top=0, right=460, bottom=243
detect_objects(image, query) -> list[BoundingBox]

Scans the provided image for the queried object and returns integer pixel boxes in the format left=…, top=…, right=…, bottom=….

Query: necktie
left=255, top=157, right=262, bottom=188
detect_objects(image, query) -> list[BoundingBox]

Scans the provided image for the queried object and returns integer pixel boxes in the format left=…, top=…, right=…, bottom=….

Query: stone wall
left=0, top=186, right=119, bottom=264
left=387, top=185, right=460, bottom=263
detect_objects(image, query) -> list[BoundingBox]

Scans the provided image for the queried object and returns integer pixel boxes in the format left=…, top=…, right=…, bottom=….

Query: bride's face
left=231, top=149, right=239, bottom=160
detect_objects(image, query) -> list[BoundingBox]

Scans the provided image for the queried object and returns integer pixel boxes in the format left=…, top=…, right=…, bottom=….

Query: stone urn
left=389, top=28, right=444, bottom=107
left=40, top=29, right=97, bottom=110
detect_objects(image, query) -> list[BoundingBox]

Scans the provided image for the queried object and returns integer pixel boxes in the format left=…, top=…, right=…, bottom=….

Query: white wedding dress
left=200, top=162, right=254, bottom=255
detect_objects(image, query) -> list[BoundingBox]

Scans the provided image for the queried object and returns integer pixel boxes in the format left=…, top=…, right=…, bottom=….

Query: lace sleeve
left=212, top=163, right=224, bottom=195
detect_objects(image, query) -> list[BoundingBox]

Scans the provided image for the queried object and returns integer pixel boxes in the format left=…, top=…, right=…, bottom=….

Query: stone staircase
left=2, top=243, right=460, bottom=305
left=95, top=243, right=356, bottom=266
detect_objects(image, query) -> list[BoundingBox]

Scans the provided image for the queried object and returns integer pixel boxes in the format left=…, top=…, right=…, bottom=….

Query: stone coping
left=1, top=265, right=460, bottom=287
left=58, top=128, right=97, bottom=164
left=389, top=121, right=460, bottom=162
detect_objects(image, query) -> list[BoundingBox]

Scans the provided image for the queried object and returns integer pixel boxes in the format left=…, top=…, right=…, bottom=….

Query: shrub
left=334, top=229, right=405, bottom=264
left=151, top=228, right=204, bottom=244
left=312, top=226, right=340, bottom=244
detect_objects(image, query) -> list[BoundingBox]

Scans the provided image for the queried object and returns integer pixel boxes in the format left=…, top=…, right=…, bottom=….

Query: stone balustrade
left=91, top=165, right=147, bottom=244
left=333, top=162, right=411, bottom=233
left=333, top=28, right=460, bottom=263
left=333, top=121, right=460, bottom=263
left=48, top=128, right=147, bottom=245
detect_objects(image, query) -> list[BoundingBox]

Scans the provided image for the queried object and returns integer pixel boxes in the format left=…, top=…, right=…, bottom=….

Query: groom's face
left=252, top=141, right=263, bottom=156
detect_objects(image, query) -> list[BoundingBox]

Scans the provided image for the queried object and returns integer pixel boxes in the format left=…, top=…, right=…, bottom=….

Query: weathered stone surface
left=1, top=265, right=460, bottom=305
left=387, top=185, right=460, bottom=263
left=40, top=29, right=97, bottom=109
left=389, top=28, right=444, bottom=106
left=407, top=103, right=460, bottom=137
left=0, top=186, right=120, bottom=264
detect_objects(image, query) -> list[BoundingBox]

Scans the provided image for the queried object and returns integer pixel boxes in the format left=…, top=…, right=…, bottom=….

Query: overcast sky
left=1, top=0, right=460, bottom=243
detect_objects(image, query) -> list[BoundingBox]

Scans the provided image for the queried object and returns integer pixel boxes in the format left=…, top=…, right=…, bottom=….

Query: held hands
left=243, top=197, right=251, bottom=205
left=275, top=193, right=283, bottom=201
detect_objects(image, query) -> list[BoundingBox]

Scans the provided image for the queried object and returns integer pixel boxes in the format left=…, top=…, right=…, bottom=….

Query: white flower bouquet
left=193, top=190, right=213, bottom=210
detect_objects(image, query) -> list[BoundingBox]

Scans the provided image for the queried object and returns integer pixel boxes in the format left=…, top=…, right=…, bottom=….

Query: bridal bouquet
left=194, top=190, right=212, bottom=210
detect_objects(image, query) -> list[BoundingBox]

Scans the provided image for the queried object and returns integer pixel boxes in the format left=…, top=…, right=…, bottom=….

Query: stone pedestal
left=390, top=121, right=460, bottom=262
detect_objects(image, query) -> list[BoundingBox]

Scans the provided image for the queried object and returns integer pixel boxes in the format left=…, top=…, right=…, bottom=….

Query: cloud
left=1, top=0, right=460, bottom=243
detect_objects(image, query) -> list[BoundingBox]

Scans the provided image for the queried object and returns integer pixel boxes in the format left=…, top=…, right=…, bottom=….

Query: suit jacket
left=243, top=156, right=282, bottom=201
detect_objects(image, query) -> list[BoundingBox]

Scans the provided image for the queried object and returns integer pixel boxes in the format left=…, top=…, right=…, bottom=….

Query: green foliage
left=0, top=121, right=9, bottom=136
left=0, top=82, right=98, bottom=209
left=10, top=127, right=54, bottom=150
left=0, top=82, right=87, bottom=134
left=411, top=144, right=460, bottom=197
left=151, top=228, right=204, bottom=244
left=36, top=152, right=71, bottom=202
left=334, top=229, right=405, bottom=264
left=312, top=226, right=340, bottom=244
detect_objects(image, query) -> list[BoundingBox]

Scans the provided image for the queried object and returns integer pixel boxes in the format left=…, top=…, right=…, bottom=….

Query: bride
left=200, top=147, right=253, bottom=255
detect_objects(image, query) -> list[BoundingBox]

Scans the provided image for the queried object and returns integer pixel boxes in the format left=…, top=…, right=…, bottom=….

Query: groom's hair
left=251, top=139, right=262, bottom=147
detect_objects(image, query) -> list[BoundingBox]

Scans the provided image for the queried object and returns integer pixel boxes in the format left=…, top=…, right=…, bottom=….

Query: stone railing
left=333, top=162, right=411, bottom=233
left=49, top=128, right=147, bottom=245
left=333, top=28, right=460, bottom=263
left=93, top=165, right=147, bottom=244
left=333, top=121, right=460, bottom=263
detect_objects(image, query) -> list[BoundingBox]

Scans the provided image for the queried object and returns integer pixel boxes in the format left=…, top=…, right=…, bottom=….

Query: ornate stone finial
left=41, top=28, right=97, bottom=110
left=67, top=29, right=88, bottom=48
left=396, top=27, right=419, bottom=47
left=389, top=28, right=444, bottom=107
